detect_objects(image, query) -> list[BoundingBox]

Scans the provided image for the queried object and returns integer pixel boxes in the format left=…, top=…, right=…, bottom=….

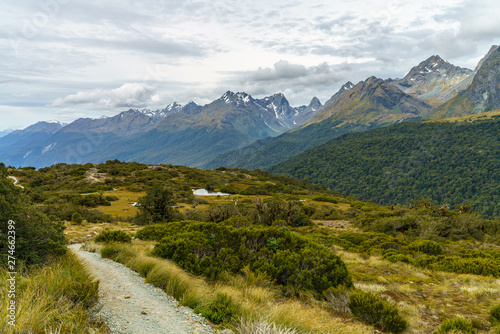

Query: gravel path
left=7, top=176, right=24, bottom=189
left=69, top=244, right=215, bottom=334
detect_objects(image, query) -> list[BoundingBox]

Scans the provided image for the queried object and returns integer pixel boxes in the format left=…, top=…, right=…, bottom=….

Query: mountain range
left=207, top=45, right=499, bottom=170
left=0, top=92, right=322, bottom=168
left=1, top=45, right=499, bottom=171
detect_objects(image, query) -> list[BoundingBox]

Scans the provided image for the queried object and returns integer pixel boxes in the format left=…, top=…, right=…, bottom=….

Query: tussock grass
left=100, top=241, right=373, bottom=334
left=81, top=241, right=101, bottom=253
left=460, top=284, right=500, bottom=299
left=0, top=253, right=105, bottom=333
left=353, top=282, right=387, bottom=295
left=234, top=318, right=301, bottom=334
left=267, top=301, right=370, bottom=334
left=336, top=248, right=500, bottom=334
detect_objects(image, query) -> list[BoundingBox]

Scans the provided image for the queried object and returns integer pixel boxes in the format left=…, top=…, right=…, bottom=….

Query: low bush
left=348, top=290, right=408, bottom=333
left=95, top=230, right=132, bottom=243
left=491, top=304, right=500, bottom=324
left=419, top=256, right=500, bottom=278
left=197, top=292, right=241, bottom=325
left=438, top=317, right=476, bottom=333
left=409, top=240, right=443, bottom=255
left=136, top=223, right=171, bottom=241
left=71, top=212, right=83, bottom=224
left=151, top=221, right=352, bottom=295
left=312, top=196, right=339, bottom=204
left=73, top=194, right=111, bottom=207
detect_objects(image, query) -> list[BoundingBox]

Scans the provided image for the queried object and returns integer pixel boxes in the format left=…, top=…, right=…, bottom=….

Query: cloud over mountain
left=50, top=83, right=159, bottom=109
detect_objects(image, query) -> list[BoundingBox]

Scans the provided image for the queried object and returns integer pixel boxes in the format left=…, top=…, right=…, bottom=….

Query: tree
left=136, top=184, right=176, bottom=223
left=0, top=163, right=67, bottom=266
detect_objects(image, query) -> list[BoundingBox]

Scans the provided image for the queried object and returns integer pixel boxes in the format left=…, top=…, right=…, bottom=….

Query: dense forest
left=270, top=118, right=500, bottom=218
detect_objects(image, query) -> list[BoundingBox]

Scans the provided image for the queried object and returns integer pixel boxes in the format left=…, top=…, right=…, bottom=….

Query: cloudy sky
left=1, top=0, right=499, bottom=130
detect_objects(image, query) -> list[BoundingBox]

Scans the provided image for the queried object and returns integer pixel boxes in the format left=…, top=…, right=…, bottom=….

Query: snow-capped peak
left=341, top=81, right=355, bottom=90
left=220, top=91, right=253, bottom=105
left=163, top=102, right=183, bottom=113
left=126, top=108, right=173, bottom=119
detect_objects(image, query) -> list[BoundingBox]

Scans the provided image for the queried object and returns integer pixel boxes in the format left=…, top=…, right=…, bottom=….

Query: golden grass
left=353, top=282, right=387, bottom=295
left=335, top=249, right=500, bottom=334
left=425, top=108, right=500, bottom=123
left=64, top=220, right=143, bottom=244
left=95, top=189, right=145, bottom=218
left=0, top=253, right=106, bottom=333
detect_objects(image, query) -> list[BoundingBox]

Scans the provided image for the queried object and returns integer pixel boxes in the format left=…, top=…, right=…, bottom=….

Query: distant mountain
left=0, top=121, right=64, bottom=165
left=84, top=92, right=321, bottom=167
left=269, top=113, right=500, bottom=218
left=387, top=55, right=473, bottom=106
left=428, top=45, right=500, bottom=119
left=57, top=109, right=166, bottom=136
left=0, top=129, right=14, bottom=138
left=0, top=92, right=320, bottom=168
left=320, top=81, right=355, bottom=111
left=207, top=77, right=432, bottom=170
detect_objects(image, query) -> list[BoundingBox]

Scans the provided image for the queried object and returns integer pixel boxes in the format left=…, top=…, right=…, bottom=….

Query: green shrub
left=0, top=167, right=67, bottom=266
left=152, top=221, right=352, bottom=295
left=383, top=250, right=411, bottom=263
left=197, top=292, right=241, bottom=325
left=425, top=257, right=500, bottom=277
left=289, top=213, right=312, bottom=227
left=312, top=196, right=339, bottom=204
left=348, top=291, right=383, bottom=324
left=95, top=230, right=132, bottom=243
left=136, top=224, right=171, bottom=241
left=438, top=317, right=476, bottom=333
left=348, top=290, right=408, bottom=333
left=381, top=306, right=409, bottom=333
left=73, top=194, right=111, bottom=207
left=491, top=304, right=500, bottom=324
left=409, top=240, right=443, bottom=255
left=71, top=212, right=83, bottom=224
left=135, top=184, right=176, bottom=223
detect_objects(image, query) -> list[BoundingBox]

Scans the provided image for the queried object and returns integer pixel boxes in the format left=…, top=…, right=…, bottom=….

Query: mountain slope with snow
left=0, top=92, right=320, bottom=168
left=387, top=55, right=473, bottom=106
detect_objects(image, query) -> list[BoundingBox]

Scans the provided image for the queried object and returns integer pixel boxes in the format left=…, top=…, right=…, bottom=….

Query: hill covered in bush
left=5, top=160, right=500, bottom=333
left=270, top=117, right=500, bottom=218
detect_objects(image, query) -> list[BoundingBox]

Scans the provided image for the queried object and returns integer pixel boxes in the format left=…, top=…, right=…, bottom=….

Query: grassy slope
left=8, top=162, right=500, bottom=333
left=0, top=253, right=104, bottom=333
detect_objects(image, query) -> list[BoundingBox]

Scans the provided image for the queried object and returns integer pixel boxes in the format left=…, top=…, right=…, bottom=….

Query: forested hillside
left=270, top=116, right=500, bottom=218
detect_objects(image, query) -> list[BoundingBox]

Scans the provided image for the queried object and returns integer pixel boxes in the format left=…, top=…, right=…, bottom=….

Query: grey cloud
left=419, top=30, right=476, bottom=59
left=70, top=37, right=206, bottom=57
left=251, top=61, right=309, bottom=81
left=241, top=61, right=360, bottom=105
left=419, top=0, right=500, bottom=59
left=316, top=14, right=357, bottom=32
left=50, top=83, right=159, bottom=109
